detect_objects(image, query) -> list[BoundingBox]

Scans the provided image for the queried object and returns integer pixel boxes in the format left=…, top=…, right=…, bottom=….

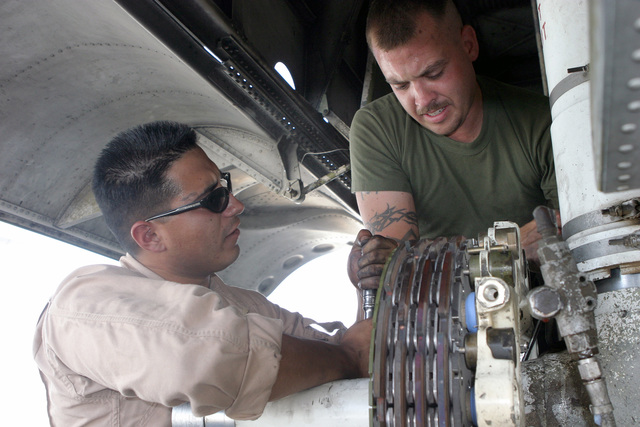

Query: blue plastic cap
left=465, top=292, right=478, bottom=333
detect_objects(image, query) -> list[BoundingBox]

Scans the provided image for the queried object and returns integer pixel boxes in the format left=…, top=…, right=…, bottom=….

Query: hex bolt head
left=477, top=278, right=509, bottom=309
left=528, top=286, right=562, bottom=319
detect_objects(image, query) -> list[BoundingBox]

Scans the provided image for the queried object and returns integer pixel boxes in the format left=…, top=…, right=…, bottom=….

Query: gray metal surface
left=533, top=206, right=616, bottom=425
left=594, top=287, right=640, bottom=426
left=591, top=0, right=640, bottom=193
left=0, top=0, right=361, bottom=292
left=522, top=353, right=596, bottom=426
left=597, top=269, right=640, bottom=293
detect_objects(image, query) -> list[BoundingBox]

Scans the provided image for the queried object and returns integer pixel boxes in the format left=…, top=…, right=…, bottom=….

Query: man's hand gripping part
left=348, top=229, right=399, bottom=321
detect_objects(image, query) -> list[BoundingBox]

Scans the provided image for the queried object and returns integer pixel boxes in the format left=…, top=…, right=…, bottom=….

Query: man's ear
left=131, top=221, right=166, bottom=253
left=461, top=24, right=479, bottom=62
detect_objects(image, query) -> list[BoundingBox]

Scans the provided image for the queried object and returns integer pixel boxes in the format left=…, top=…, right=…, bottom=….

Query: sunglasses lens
left=201, top=187, right=229, bottom=213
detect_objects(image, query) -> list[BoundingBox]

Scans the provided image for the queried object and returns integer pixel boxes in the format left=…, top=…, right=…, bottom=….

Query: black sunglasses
left=145, top=172, right=232, bottom=222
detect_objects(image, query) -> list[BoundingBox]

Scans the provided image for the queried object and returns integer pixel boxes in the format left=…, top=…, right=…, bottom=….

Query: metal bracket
left=276, top=135, right=304, bottom=202
left=276, top=133, right=352, bottom=203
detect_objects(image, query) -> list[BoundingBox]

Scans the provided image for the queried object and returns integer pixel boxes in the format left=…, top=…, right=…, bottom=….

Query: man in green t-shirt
left=349, top=0, right=559, bottom=257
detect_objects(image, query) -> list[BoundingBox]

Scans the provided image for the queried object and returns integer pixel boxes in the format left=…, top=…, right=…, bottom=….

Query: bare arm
left=268, top=319, right=372, bottom=401
left=356, top=191, right=419, bottom=242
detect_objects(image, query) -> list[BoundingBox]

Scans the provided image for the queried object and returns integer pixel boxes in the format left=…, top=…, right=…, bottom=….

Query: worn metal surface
left=533, top=206, right=616, bottom=425
left=522, top=353, right=596, bottom=426
left=522, top=285, right=640, bottom=427
left=595, top=287, right=640, bottom=425
left=591, top=0, right=640, bottom=193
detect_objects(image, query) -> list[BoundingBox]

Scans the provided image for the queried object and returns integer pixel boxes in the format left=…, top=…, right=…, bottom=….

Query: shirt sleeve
left=44, top=265, right=286, bottom=420
left=209, top=275, right=346, bottom=344
left=517, top=93, right=559, bottom=211
left=495, top=77, right=559, bottom=210
left=539, top=124, right=559, bottom=209
left=349, top=99, right=413, bottom=194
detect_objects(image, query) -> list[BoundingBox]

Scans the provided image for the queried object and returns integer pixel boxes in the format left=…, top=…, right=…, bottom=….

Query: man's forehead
left=168, top=148, right=221, bottom=188
left=375, top=39, right=446, bottom=81
left=187, top=146, right=220, bottom=171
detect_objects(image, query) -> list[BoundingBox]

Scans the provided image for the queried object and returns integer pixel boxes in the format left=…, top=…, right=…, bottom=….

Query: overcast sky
left=0, top=220, right=355, bottom=425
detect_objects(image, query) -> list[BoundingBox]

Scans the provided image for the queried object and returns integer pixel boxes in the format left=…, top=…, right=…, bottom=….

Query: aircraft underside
left=2, top=0, right=639, bottom=425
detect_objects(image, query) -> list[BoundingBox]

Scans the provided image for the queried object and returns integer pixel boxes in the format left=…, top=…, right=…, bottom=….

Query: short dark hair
left=92, top=121, right=198, bottom=254
left=366, top=0, right=450, bottom=51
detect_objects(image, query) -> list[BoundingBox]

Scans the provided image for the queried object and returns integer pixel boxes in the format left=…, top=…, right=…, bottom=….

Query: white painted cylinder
left=536, top=0, right=640, bottom=276
left=536, top=0, right=589, bottom=92
left=535, top=3, right=640, bottom=423
left=172, top=378, right=369, bottom=426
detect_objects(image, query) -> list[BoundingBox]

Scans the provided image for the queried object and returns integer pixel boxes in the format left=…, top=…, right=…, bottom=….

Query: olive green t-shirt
left=349, top=76, right=558, bottom=239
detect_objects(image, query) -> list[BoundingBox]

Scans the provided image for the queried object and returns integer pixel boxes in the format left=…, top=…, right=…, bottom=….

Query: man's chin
left=418, top=119, right=452, bottom=136
left=228, top=244, right=241, bottom=263
left=213, top=247, right=240, bottom=273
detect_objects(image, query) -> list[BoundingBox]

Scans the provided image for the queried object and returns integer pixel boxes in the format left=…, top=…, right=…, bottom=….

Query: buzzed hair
left=366, top=0, right=459, bottom=51
left=92, top=121, right=197, bottom=254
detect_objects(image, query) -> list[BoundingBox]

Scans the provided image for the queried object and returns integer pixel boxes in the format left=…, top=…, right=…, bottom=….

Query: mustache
left=416, top=101, right=448, bottom=116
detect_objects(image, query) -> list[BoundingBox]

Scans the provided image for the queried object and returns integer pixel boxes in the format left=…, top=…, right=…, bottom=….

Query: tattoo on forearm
left=366, top=204, right=418, bottom=235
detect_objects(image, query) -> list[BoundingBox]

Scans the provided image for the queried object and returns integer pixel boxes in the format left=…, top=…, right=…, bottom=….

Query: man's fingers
left=355, top=234, right=398, bottom=289
left=349, top=231, right=397, bottom=289
left=357, top=236, right=397, bottom=268
left=358, top=249, right=393, bottom=269
left=348, top=229, right=376, bottom=286
left=357, top=261, right=389, bottom=290
left=358, top=275, right=384, bottom=290
left=355, top=229, right=373, bottom=246
left=358, top=262, right=385, bottom=279
left=360, top=235, right=397, bottom=253
left=347, top=246, right=363, bottom=286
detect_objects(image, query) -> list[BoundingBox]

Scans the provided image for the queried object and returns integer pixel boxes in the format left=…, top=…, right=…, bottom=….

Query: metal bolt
left=476, top=278, right=509, bottom=309
left=528, top=286, right=562, bottom=319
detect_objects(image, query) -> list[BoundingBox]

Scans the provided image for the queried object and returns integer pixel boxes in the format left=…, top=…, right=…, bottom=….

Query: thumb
left=355, top=229, right=373, bottom=246
left=348, top=229, right=373, bottom=286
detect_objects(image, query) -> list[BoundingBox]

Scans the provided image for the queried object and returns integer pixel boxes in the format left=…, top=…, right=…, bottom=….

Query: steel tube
left=172, top=378, right=369, bottom=426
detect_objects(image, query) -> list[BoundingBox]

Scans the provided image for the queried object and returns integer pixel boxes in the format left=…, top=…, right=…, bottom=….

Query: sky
left=0, top=220, right=356, bottom=425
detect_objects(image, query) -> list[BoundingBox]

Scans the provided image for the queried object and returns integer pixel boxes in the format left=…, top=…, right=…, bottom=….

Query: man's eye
left=426, top=70, right=444, bottom=80
left=394, top=83, right=409, bottom=91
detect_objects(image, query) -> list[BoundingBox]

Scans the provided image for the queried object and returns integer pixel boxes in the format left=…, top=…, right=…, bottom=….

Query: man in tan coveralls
left=33, top=121, right=395, bottom=426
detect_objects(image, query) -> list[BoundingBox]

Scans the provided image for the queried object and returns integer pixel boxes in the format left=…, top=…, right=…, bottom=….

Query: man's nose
left=412, top=80, right=435, bottom=108
left=224, top=193, right=245, bottom=216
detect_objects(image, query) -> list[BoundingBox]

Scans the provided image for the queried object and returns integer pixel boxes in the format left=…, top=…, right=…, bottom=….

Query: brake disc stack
left=370, top=223, right=530, bottom=427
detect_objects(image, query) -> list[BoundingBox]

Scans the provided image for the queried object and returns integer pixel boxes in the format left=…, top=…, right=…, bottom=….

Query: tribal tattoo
left=367, top=204, right=418, bottom=240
